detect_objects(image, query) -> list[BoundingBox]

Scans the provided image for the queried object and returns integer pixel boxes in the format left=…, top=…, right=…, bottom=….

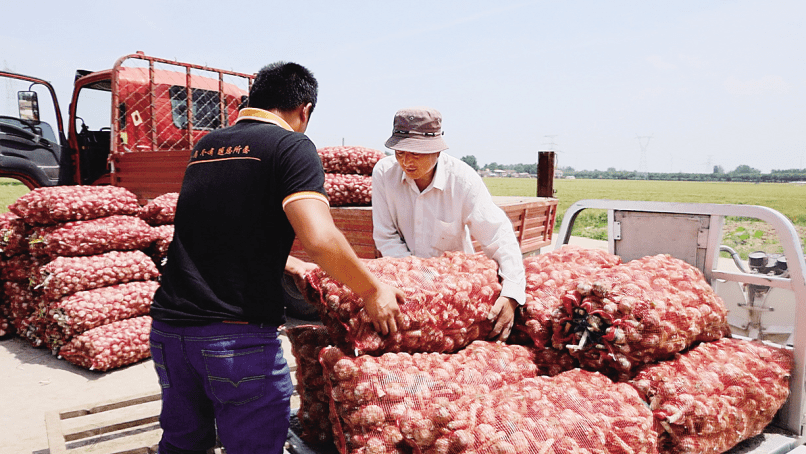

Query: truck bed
left=284, top=200, right=806, bottom=454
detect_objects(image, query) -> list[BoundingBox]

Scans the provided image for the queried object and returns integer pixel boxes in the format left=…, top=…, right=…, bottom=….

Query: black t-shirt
left=150, top=119, right=326, bottom=325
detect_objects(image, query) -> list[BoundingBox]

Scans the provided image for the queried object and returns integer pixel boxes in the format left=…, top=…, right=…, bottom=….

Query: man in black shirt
left=150, top=62, right=403, bottom=454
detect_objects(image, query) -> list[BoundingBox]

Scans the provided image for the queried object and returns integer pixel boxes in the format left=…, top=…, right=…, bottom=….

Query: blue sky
left=3, top=0, right=804, bottom=173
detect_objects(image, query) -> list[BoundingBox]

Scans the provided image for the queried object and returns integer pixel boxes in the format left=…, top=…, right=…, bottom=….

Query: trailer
left=285, top=199, right=806, bottom=454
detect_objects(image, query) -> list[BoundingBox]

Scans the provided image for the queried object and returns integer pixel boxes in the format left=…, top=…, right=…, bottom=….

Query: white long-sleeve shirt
left=371, top=153, right=526, bottom=305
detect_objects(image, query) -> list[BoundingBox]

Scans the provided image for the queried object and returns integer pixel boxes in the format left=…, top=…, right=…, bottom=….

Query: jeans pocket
left=149, top=341, right=171, bottom=389
left=202, top=346, right=267, bottom=406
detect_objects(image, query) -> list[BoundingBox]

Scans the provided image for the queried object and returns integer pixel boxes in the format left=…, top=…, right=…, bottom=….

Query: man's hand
left=487, top=296, right=518, bottom=341
left=362, top=282, right=406, bottom=336
left=285, top=256, right=319, bottom=294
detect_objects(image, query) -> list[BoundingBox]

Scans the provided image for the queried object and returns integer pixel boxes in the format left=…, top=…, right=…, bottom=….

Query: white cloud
left=724, top=75, right=790, bottom=96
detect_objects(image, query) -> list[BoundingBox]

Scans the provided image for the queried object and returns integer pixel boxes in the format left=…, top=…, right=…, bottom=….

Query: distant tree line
left=561, top=165, right=806, bottom=183
left=461, top=156, right=538, bottom=174
left=461, top=155, right=806, bottom=183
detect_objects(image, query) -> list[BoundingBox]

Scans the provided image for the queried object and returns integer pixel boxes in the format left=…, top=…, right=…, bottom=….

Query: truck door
left=0, top=71, right=71, bottom=188
left=69, top=72, right=114, bottom=185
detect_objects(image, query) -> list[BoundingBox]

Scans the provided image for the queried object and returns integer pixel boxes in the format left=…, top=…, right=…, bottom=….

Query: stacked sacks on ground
left=0, top=186, right=164, bottom=371
left=292, top=246, right=794, bottom=454
left=138, top=192, right=177, bottom=270
left=318, top=146, right=384, bottom=207
left=0, top=211, right=37, bottom=338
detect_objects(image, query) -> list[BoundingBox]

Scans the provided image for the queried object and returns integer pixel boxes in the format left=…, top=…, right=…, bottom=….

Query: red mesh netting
left=28, top=215, right=157, bottom=259
left=0, top=253, right=45, bottom=282
left=0, top=314, right=10, bottom=337
left=303, top=251, right=501, bottom=355
left=318, top=146, right=386, bottom=175
left=148, top=224, right=174, bottom=267
left=0, top=292, right=11, bottom=337
left=629, top=337, right=793, bottom=454
left=32, top=250, right=160, bottom=300
left=0, top=215, right=30, bottom=257
left=320, top=342, right=658, bottom=454
left=287, top=325, right=336, bottom=445
left=551, top=254, right=730, bottom=378
left=325, top=174, right=372, bottom=207
left=8, top=185, right=141, bottom=225
left=425, top=369, right=658, bottom=454
left=58, top=315, right=152, bottom=371
left=511, top=245, right=622, bottom=347
left=319, top=341, right=540, bottom=454
left=3, top=281, right=44, bottom=346
left=139, top=192, right=178, bottom=225
left=43, top=280, right=160, bottom=353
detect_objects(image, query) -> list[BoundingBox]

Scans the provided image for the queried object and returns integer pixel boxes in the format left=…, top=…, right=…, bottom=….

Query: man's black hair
left=247, top=62, right=318, bottom=113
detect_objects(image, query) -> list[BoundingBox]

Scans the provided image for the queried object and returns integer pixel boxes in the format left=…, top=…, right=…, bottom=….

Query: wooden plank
left=45, top=410, right=68, bottom=454
left=111, top=151, right=189, bottom=202
left=60, top=394, right=162, bottom=419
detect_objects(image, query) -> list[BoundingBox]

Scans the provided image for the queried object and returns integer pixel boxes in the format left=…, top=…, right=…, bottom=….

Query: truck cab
left=1, top=52, right=254, bottom=202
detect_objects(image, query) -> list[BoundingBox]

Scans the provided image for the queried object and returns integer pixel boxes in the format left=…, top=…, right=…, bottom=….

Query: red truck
left=0, top=51, right=254, bottom=202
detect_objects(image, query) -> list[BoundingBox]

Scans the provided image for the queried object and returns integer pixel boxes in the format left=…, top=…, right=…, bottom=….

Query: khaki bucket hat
left=384, top=107, right=448, bottom=154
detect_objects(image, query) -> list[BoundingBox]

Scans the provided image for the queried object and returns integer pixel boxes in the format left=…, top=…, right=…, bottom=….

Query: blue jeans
left=150, top=320, right=293, bottom=454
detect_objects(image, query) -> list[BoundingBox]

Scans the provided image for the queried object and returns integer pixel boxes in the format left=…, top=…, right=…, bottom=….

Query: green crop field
left=485, top=177, right=806, bottom=258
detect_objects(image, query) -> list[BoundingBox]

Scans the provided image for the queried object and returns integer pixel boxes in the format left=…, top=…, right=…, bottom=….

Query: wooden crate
left=45, top=393, right=164, bottom=454
left=45, top=375, right=301, bottom=454
left=289, top=206, right=378, bottom=261
left=290, top=196, right=558, bottom=260
left=482, top=196, right=558, bottom=255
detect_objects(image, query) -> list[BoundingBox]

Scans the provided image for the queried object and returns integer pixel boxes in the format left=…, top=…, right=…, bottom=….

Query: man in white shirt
left=372, top=106, right=526, bottom=341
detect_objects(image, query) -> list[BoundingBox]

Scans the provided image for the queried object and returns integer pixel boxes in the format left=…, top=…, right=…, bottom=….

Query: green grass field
left=485, top=177, right=806, bottom=258
left=0, top=179, right=32, bottom=211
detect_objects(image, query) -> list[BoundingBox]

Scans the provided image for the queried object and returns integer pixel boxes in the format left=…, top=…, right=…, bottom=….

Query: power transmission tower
left=542, top=135, right=560, bottom=151
left=636, top=135, right=652, bottom=179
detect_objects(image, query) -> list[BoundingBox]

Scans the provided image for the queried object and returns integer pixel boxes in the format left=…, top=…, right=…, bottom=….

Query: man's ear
left=296, top=103, right=313, bottom=133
